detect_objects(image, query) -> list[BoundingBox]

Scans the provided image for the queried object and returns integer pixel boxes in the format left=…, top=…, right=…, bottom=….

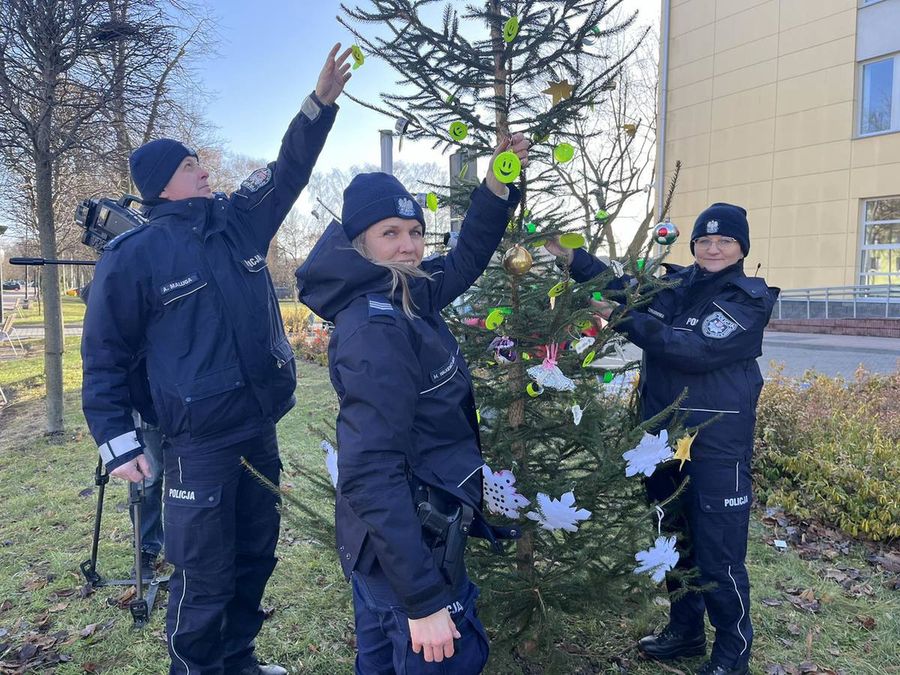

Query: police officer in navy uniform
left=548, top=203, right=779, bottom=675
left=81, top=44, right=351, bottom=675
left=296, top=135, right=529, bottom=673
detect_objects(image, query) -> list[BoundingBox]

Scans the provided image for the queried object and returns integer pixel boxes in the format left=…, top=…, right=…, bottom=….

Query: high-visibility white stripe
left=368, top=301, right=393, bottom=310
left=457, top=463, right=486, bottom=489
left=727, top=565, right=749, bottom=656
left=713, top=302, right=746, bottom=331
left=420, top=367, right=459, bottom=394
left=673, top=327, right=692, bottom=331
left=735, top=461, right=739, bottom=491
left=162, top=282, right=207, bottom=305
left=98, top=430, right=141, bottom=464
left=170, top=569, right=192, bottom=674
left=677, top=407, right=740, bottom=414
left=178, top=457, right=183, bottom=483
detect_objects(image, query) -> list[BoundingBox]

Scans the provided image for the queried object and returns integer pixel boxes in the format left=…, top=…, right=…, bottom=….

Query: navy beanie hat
left=341, top=172, right=426, bottom=241
left=690, top=202, right=750, bottom=256
left=129, top=139, right=197, bottom=200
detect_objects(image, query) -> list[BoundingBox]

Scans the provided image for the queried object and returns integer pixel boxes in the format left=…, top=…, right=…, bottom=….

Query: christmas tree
left=334, top=0, right=689, bottom=662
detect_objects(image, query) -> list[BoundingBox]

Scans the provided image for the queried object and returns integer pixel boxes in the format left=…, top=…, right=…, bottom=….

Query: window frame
left=857, top=53, right=900, bottom=137
left=858, top=197, right=900, bottom=287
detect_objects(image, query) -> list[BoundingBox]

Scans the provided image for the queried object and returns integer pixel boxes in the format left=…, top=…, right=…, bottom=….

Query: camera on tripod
left=74, top=195, right=147, bottom=253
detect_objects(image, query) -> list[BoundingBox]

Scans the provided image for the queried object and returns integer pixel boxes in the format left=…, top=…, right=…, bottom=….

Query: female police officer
left=548, top=203, right=779, bottom=675
left=296, top=134, right=529, bottom=673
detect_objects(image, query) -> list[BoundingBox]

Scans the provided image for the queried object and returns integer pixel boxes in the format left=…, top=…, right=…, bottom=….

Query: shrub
left=291, top=326, right=330, bottom=367
left=754, top=366, right=900, bottom=541
left=281, top=303, right=314, bottom=334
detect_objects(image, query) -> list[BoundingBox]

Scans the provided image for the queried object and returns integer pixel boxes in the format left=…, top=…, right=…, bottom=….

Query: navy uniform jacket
left=82, top=93, right=337, bottom=471
left=296, top=181, right=520, bottom=619
left=569, top=250, right=779, bottom=459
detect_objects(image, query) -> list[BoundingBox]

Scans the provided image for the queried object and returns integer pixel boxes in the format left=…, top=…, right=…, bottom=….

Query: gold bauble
left=502, top=244, right=533, bottom=275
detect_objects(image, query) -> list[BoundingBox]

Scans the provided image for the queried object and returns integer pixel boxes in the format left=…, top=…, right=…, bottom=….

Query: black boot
left=130, top=551, right=157, bottom=581
left=696, top=661, right=749, bottom=675
left=638, top=625, right=706, bottom=660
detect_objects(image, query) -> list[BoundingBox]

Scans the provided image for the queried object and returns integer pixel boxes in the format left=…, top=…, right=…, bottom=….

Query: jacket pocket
left=176, top=365, right=260, bottom=439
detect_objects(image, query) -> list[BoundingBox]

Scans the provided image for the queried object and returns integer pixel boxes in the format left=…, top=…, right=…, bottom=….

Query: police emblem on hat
left=241, top=167, right=272, bottom=193
left=701, top=311, right=738, bottom=339
left=706, top=220, right=719, bottom=234
left=397, top=197, right=416, bottom=217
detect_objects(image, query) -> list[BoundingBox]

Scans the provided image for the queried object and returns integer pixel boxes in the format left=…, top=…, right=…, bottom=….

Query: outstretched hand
left=485, top=132, right=530, bottom=198
left=315, top=43, right=353, bottom=105
left=544, top=237, right=574, bottom=264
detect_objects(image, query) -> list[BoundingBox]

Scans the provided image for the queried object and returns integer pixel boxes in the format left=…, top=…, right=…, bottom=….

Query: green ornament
left=603, top=371, right=615, bottom=384
left=525, top=222, right=537, bottom=233
left=554, top=143, right=575, bottom=163
left=351, top=45, right=365, bottom=70
left=592, top=291, right=603, bottom=301
left=637, top=258, right=646, bottom=272
left=595, top=209, right=609, bottom=221
left=559, top=232, right=585, bottom=249
left=503, top=16, right=520, bottom=43
left=426, top=192, right=439, bottom=212
left=492, top=151, right=521, bottom=184
left=449, top=121, right=468, bottom=142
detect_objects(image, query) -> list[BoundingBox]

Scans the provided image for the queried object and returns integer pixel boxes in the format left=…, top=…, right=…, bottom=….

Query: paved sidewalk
left=760, top=330, right=900, bottom=378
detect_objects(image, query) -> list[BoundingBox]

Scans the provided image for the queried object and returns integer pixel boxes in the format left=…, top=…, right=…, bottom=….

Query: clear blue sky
left=195, top=0, right=660, bottom=171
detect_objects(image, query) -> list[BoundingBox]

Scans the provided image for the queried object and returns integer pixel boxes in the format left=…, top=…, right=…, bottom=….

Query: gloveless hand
left=315, top=43, right=352, bottom=106
left=408, top=607, right=461, bottom=663
left=485, top=132, right=530, bottom=198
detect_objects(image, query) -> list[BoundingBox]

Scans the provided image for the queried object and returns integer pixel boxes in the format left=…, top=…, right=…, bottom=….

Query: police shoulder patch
left=701, top=311, right=738, bottom=339
left=241, top=167, right=273, bottom=193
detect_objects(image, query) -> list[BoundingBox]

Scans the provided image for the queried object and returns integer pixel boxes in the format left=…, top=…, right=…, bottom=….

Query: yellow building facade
left=658, top=0, right=900, bottom=290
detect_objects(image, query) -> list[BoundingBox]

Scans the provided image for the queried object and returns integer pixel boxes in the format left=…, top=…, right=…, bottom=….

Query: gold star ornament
left=542, top=78, right=574, bottom=105
left=673, top=431, right=697, bottom=470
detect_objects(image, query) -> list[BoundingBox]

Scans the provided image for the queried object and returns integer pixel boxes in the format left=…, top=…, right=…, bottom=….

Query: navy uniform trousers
left=646, top=451, right=754, bottom=669
left=162, top=427, right=281, bottom=675
left=352, top=563, right=489, bottom=675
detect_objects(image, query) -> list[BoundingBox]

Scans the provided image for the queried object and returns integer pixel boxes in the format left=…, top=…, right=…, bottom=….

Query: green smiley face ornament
left=426, top=192, right=439, bottom=212
left=503, top=16, right=520, bottom=43
left=449, top=121, right=468, bottom=141
left=493, top=151, right=521, bottom=184
left=351, top=45, right=365, bottom=70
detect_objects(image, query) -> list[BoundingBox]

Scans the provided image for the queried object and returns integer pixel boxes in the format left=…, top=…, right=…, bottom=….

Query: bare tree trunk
left=35, top=147, right=65, bottom=434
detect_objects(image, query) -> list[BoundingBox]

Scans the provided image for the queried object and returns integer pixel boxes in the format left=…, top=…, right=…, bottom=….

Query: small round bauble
left=502, top=244, right=533, bottom=275
left=653, top=221, right=680, bottom=245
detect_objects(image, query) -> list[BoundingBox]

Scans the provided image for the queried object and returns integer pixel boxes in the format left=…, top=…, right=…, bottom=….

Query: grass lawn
left=11, top=296, right=87, bottom=327
left=0, top=349, right=898, bottom=673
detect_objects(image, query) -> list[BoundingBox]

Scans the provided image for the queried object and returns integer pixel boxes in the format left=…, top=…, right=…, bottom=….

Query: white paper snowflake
left=571, top=404, right=583, bottom=426
left=634, top=535, right=679, bottom=583
left=525, top=491, right=591, bottom=532
left=572, top=336, right=595, bottom=355
left=623, top=430, right=673, bottom=477
left=322, top=440, right=338, bottom=488
left=482, top=465, right=531, bottom=519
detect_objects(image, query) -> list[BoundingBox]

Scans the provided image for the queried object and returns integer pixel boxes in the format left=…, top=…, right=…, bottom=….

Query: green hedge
left=754, top=367, right=900, bottom=541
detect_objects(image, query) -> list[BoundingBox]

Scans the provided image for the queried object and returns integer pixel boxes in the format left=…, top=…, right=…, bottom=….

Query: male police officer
left=81, top=44, right=351, bottom=675
left=549, top=203, right=779, bottom=675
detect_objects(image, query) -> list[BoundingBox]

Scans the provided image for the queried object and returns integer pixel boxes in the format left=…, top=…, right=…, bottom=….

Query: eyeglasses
left=694, top=236, right=739, bottom=250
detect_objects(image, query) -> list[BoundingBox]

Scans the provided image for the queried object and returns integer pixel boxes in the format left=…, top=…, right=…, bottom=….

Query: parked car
left=2, top=280, right=21, bottom=291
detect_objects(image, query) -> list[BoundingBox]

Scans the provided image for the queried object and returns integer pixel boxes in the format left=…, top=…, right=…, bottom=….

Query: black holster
left=414, top=483, right=474, bottom=588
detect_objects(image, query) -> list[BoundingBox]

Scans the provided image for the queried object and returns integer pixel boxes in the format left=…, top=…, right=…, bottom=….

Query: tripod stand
left=80, top=458, right=170, bottom=628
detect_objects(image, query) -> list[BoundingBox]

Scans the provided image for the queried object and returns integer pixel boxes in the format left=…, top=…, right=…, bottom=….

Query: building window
left=860, top=197, right=900, bottom=286
left=860, top=56, right=895, bottom=135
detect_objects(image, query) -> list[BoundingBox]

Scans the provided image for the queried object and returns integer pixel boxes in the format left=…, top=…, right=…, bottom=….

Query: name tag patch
left=161, top=274, right=199, bottom=295
left=430, top=355, right=456, bottom=383
left=168, top=488, right=196, bottom=501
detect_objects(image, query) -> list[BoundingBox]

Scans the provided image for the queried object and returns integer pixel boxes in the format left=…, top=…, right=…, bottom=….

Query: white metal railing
left=775, top=284, right=899, bottom=320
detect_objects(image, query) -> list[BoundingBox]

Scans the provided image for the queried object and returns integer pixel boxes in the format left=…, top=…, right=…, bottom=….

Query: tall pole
left=0, top=248, right=5, bottom=324
left=379, top=130, right=393, bottom=174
